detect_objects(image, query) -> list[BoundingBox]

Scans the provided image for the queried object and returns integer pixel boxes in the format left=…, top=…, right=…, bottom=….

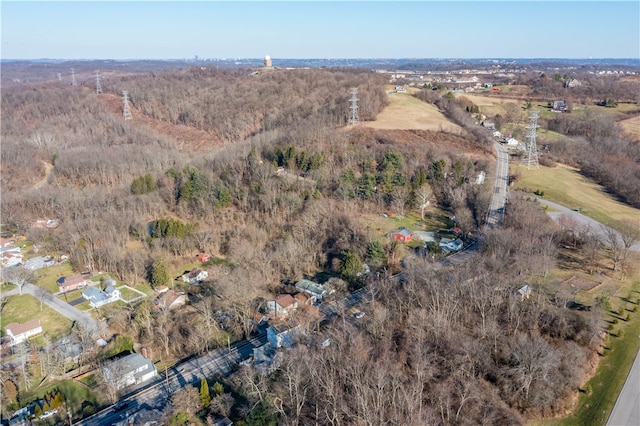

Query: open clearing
left=619, top=115, right=640, bottom=140
left=1, top=294, right=72, bottom=343
left=365, top=91, right=463, bottom=133
left=512, top=163, right=640, bottom=230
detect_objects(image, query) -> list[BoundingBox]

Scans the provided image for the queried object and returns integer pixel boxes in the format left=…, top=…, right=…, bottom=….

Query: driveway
left=536, top=198, right=640, bottom=252
left=1, top=282, right=105, bottom=335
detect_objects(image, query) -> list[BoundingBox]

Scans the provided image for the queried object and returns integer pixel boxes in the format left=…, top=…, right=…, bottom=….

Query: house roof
left=276, top=294, right=296, bottom=309
left=158, top=290, right=184, bottom=308
left=294, top=292, right=311, bottom=305
left=108, top=353, right=154, bottom=377
left=295, top=279, right=326, bottom=296
left=187, top=269, right=203, bottom=279
left=5, top=319, right=41, bottom=336
left=155, top=285, right=169, bottom=293
left=23, top=256, right=54, bottom=270
left=58, top=274, right=88, bottom=288
left=517, top=285, right=532, bottom=296
left=83, top=287, right=102, bottom=299
left=395, top=228, right=413, bottom=238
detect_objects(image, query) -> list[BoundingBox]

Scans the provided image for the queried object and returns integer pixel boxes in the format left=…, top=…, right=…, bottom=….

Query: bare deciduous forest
left=1, top=63, right=638, bottom=424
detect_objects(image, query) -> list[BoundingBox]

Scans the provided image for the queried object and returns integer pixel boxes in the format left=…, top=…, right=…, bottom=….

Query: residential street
left=0, top=282, right=104, bottom=335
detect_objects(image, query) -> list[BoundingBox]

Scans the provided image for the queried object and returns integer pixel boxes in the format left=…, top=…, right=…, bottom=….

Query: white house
left=475, top=171, right=486, bottom=185
left=82, top=286, right=121, bottom=308
left=267, top=294, right=298, bottom=317
left=504, top=137, right=519, bottom=146
left=1, top=250, right=23, bottom=268
left=267, top=323, right=303, bottom=349
left=103, top=353, right=158, bottom=390
left=4, top=319, right=43, bottom=346
left=182, top=268, right=208, bottom=284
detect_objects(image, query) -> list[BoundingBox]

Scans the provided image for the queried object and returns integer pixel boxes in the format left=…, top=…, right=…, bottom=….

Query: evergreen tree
left=212, top=381, right=224, bottom=396
left=341, top=249, right=363, bottom=280
left=151, top=257, right=170, bottom=288
left=365, top=240, right=386, bottom=269
left=199, top=378, right=211, bottom=407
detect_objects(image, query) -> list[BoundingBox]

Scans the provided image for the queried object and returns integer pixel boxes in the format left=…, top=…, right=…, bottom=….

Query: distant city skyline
left=2, top=1, right=638, bottom=60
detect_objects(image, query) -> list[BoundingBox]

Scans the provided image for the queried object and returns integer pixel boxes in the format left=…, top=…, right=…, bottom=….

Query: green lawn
left=534, top=257, right=640, bottom=426
left=20, top=379, right=101, bottom=421
left=0, top=294, right=72, bottom=343
left=34, top=263, right=74, bottom=293
left=512, top=163, right=640, bottom=229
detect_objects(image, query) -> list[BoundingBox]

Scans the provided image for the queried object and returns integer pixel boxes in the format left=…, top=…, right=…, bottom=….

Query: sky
left=1, top=1, right=639, bottom=59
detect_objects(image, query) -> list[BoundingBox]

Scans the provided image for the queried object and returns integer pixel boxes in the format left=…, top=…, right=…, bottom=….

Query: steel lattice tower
left=348, top=87, right=359, bottom=126
left=523, top=110, right=540, bottom=170
left=122, top=91, right=132, bottom=120
left=57, top=73, right=62, bottom=82
left=95, top=71, right=102, bottom=94
left=70, top=68, right=77, bottom=87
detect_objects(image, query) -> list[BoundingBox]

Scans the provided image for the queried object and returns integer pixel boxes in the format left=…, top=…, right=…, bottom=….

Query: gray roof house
left=295, top=279, right=332, bottom=301
left=103, top=353, right=158, bottom=390
left=82, top=286, right=120, bottom=308
left=23, top=256, right=55, bottom=271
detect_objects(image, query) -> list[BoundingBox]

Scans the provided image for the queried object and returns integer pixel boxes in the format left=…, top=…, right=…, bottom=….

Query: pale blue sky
left=2, top=1, right=638, bottom=59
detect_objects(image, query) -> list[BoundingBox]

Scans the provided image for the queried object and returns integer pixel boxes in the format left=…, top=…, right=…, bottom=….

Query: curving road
left=536, top=198, right=640, bottom=252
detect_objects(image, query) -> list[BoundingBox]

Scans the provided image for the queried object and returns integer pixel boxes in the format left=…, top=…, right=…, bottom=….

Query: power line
left=348, top=87, right=359, bottom=126
left=122, top=91, right=132, bottom=120
left=95, top=71, right=102, bottom=94
left=522, top=110, right=539, bottom=170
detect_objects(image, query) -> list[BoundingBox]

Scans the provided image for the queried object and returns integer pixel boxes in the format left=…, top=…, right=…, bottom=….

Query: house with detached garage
left=4, top=320, right=43, bottom=346
left=82, top=286, right=120, bottom=308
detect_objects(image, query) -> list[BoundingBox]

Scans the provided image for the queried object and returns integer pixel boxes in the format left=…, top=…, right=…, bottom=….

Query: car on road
left=353, top=311, right=365, bottom=319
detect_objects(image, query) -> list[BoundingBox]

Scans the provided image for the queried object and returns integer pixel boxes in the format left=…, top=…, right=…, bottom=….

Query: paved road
left=536, top=198, right=640, bottom=252
left=0, top=282, right=104, bottom=335
left=485, top=142, right=509, bottom=229
left=78, top=332, right=268, bottom=426
left=607, top=349, right=640, bottom=426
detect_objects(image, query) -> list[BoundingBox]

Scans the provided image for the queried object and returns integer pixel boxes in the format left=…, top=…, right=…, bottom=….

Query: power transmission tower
left=70, top=68, right=77, bottom=87
left=348, top=87, right=359, bottom=126
left=57, top=73, right=62, bottom=82
left=95, top=71, right=102, bottom=94
left=522, top=110, right=539, bottom=170
left=122, top=91, right=132, bottom=120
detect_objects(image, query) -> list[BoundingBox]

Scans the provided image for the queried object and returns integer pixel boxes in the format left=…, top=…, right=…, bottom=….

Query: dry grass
left=619, top=115, right=640, bottom=140
left=365, top=90, right=463, bottom=133
left=512, top=163, right=640, bottom=229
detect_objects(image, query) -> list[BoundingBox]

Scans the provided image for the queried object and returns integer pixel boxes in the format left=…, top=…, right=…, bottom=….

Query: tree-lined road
left=485, top=142, right=509, bottom=229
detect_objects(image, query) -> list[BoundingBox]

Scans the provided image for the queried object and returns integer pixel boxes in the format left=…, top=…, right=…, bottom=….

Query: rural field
left=620, top=114, right=640, bottom=140
left=511, top=163, right=640, bottom=230
left=365, top=89, right=463, bottom=133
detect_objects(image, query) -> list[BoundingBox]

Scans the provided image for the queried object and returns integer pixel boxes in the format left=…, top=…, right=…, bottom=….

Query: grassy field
left=620, top=114, right=640, bottom=140
left=1, top=294, right=72, bottom=343
left=511, top=163, right=640, bottom=229
left=534, top=257, right=640, bottom=426
left=365, top=89, right=463, bottom=133
left=34, top=263, right=74, bottom=293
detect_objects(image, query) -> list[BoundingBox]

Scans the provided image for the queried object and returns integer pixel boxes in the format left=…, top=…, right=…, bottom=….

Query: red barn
left=197, top=253, right=210, bottom=263
left=392, top=229, right=414, bottom=243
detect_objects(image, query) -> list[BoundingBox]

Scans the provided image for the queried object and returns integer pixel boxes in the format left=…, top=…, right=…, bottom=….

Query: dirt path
left=32, top=161, right=53, bottom=189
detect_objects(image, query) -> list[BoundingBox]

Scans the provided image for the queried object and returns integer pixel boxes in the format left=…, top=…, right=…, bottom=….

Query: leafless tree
left=2, top=267, right=34, bottom=295
left=416, top=184, right=433, bottom=220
